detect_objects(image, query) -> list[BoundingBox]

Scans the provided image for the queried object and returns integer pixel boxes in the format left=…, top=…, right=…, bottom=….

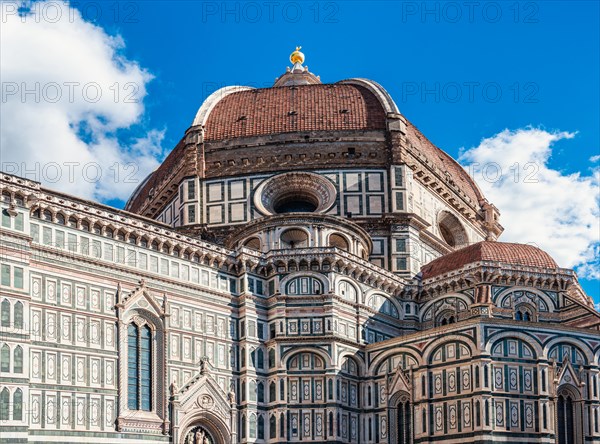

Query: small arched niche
left=243, top=237, right=261, bottom=251
left=329, top=233, right=350, bottom=251
left=280, top=229, right=309, bottom=249
left=437, top=211, right=468, bottom=248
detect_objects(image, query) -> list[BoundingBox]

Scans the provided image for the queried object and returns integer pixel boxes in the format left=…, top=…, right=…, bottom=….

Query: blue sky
left=3, top=1, right=599, bottom=300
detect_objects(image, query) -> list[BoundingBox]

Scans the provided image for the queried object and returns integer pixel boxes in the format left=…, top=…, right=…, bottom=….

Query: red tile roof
left=421, top=241, right=558, bottom=279
left=203, top=83, right=387, bottom=141
left=125, top=80, right=484, bottom=215
left=405, top=121, right=483, bottom=205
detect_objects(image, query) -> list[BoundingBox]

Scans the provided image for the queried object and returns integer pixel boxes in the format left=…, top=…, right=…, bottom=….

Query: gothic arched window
left=436, top=310, right=456, bottom=327
left=127, top=323, right=152, bottom=411
left=0, top=388, right=8, bottom=420
left=13, top=346, right=22, bottom=373
left=515, top=303, right=535, bottom=322
left=556, top=386, right=581, bottom=444
left=257, top=415, right=265, bottom=439
left=249, top=380, right=257, bottom=402
left=13, top=388, right=22, bottom=421
left=270, top=414, right=277, bottom=438
left=0, top=344, right=9, bottom=372
left=257, top=382, right=265, bottom=403
left=397, top=397, right=412, bottom=444
left=1, top=300, right=10, bottom=327
left=268, top=348, right=275, bottom=368
left=240, top=414, right=246, bottom=438
left=257, top=348, right=264, bottom=369
left=13, top=302, right=23, bottom=329
left=249, top=413, right=257, bottom=438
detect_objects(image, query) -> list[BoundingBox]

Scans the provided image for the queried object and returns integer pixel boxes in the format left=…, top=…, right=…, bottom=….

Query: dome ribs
left=204, top=84, right=386, bottom=141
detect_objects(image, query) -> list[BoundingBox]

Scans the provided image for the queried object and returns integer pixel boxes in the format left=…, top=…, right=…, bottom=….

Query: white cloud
left=0, top=1, right=164, bottom=203
left=459, top=128, right=600, bottom=279
left=590, top=154, right=600, bottom=163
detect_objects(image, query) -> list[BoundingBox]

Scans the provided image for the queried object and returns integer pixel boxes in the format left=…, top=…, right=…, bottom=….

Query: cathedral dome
left=421, top=241, right=559, bottom=279
left=125, top=49, right=492, bottom=242
left=197, top=83, right=387, bottom=141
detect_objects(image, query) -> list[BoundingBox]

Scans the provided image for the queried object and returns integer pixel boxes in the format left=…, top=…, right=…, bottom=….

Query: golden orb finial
left=290, top=46, right=305, bottom=65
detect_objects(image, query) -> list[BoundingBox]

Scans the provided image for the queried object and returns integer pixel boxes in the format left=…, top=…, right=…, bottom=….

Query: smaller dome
left=421, top=241, right=558, bottom=279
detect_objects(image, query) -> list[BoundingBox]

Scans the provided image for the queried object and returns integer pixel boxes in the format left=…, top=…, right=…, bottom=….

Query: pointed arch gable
left=116, top=283, right=168, bottom=434
left=172, top=373, right=234, bottom=444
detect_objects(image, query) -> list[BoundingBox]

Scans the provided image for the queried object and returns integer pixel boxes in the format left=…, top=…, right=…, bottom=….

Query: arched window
left=515, top=303, right=535, bottom=322
left=557, top=387, right=579, bottom=444
left=240, top=414, right=246, bottom=438
left=280, top=412, right=285, bottom=437
left=13, top=388, right=22, bottom=421
left=13, top=302, right=23, bottom=329
left=127, top=323, right=152, bottom=411
left=249, top=380, right=257, bottom=402
left=397, top=397, right=412, bottom=444
left=257, top=415, right=265, bottom=439
left=257, top=348, right=264, bottom=370
left=257, top=382, right=265, bottom=403
left=286, top=276, right=323, bottom=295
left=436, top=310, right=456, bottom=327
left=269, top=348, right=275, bottom=368
left=270, top=414, right=277, bottom=438
left=13, top=346, right=22, bottom=373
left=0, top=344, right=9, bottom=372
left=0, top=388, right=8, bottom=420
left=1, top=300, right=10, bottom=327
left=249, top=413, right=257, bottom=438
left=269, top=381, right=276, bottom=403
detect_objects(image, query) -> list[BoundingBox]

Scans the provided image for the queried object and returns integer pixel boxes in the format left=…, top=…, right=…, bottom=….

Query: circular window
left=254, top=172, right=337, bottom=216
left=273, top=191, right=319, bottom=213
